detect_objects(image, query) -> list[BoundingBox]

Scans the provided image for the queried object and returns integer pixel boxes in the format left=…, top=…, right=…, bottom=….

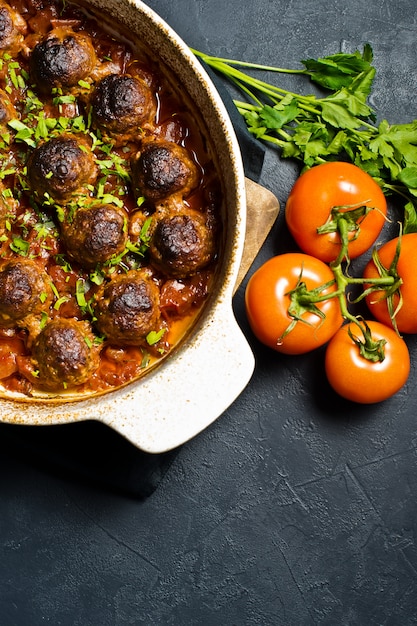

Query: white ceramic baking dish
left=0, top=0, right=255, bottom=453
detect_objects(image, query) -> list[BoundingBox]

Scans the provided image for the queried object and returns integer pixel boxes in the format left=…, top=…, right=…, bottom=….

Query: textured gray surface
left=2, top=0, right=417, bottom=624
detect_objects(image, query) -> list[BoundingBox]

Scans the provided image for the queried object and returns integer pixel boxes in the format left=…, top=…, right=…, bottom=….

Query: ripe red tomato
left=363, top=233, right=417, bottom=334
left=325, top=320, right=410, bottom=403
left=285, top=162, right=387, bottom=263
left=245, top=253, right=343, bottom=354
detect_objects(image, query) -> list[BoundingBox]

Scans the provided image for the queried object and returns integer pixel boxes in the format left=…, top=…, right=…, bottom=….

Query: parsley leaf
left=192, top=44, right=417, bottom=233
left=301, top=45, right=374, bottom=91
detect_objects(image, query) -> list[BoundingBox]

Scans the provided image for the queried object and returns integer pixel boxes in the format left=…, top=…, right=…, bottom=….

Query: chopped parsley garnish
left=9, top=236, right=30, bottom=256
left=146, top=328, right=167, bottom=346
left=7, top=119, right=36, bottom=147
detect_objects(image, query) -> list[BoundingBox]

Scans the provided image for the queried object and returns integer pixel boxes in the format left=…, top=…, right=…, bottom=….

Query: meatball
left=27, top=134, right=98, bottom=203
left=29, top=28, right=97, bottom=94
left=31, top=319, right=100, bottom=390
left=90, top=73, right=156, bottom=144
left=0, top=2, right=26, bottom=53
left=94, top=270, right=160, bottom=346
left=61, top=204, right=128, bottom=268
left=0, top=258, right=51, bottom=326
left=149, top=207, right=216, bottom=277
left=131, top=140, right=199, bottom=202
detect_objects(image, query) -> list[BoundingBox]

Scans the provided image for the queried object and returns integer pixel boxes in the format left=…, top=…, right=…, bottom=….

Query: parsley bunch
left=193, top=44, right=417, bottom=232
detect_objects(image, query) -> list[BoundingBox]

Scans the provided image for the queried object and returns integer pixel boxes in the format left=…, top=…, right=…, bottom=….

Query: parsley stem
left=191, top=50, right=307, bottom=75
left=201, top=56, right=323, bottom=111
left=382, top=183, right=413, bottom=204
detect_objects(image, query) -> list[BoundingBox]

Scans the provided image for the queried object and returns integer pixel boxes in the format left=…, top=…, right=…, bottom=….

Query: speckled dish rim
left=0, top=0, right=255, bottom=453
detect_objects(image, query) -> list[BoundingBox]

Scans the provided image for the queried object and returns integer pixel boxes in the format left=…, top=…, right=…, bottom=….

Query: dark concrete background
left=2, top=0, right=417, bottom=624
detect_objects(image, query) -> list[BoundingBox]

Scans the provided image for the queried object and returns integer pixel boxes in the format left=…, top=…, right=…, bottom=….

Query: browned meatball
left=27, top=134, right=98, bottom=203
left=0, top=258, right=51, bottom=326
left=90, top=73, right=156, bottom=144
left=29, top=28, right=97, bottom=94
left=61, top=204, right=128, bottom=268
left=149, top=207, right=216, bottom=277
left=94, top=270, right=160, bottom=346
left=0, top=2, right=26, bottom=54
left=131, top=140, right=199, bottom=202
left=31, top=319, right=100, bottom=390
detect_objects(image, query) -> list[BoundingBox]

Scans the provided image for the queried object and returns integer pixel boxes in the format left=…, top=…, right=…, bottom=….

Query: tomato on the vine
left=285, top=162, right=387, bottom=263
left=245, top=253, right=343, bottom=355
left=363, top=233, right=417, bottom=334
left=325, top=320, right=410, bottom=403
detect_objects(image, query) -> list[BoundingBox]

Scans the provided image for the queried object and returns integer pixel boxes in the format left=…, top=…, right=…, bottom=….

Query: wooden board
left=234, top=177, right=280, bottom=293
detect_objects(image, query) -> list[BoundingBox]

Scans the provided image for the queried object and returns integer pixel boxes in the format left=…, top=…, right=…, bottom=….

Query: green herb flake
left=54, top=295, right=69, bottom=310
left=1, top=131, right=11, bottom=145
left=141, top=350, right=150, bottom=368
left=10, top=236, right=29, bottom=256
left=89, top=269, right=105, bottom=285
left=40, top=311, right=49, bottom=330
left=50, top=282, right=60, bottom=299
left=8, top=67, right=19, bottom=90
left=75, top=278, right=88, bottom=308
left=55, top=206, right=66, bottom=223
left=7, top=119, right=35, bottom=147
left=71, top=116, right=87, bottom=133
left=146, top=328, right=166, bottom=346
left=0, top=166, right=16, bottom=179
left=97, top=192, right=124, bottom=208
left=53, top=94, right=76, bottom=106
left=58, top=116, right=70, bottom=130
left=17, top=74, right=25, bottom=90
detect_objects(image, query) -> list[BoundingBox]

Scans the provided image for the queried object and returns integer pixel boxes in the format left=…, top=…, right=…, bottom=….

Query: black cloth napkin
left=0, top=72, right=265, bottom=499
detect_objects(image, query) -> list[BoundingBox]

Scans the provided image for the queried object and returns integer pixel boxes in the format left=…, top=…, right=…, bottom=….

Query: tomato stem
left=347, top=318, right=387, bottom=362
left=288, top=228, right=400, bottom=362
left=318, top=202, right=374, bottom=265
left=283, top=192, right=402, bottom=360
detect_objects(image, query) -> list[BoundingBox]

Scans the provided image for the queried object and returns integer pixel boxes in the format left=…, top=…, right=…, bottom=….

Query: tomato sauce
left=0, top=0, right=222, bottom=397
